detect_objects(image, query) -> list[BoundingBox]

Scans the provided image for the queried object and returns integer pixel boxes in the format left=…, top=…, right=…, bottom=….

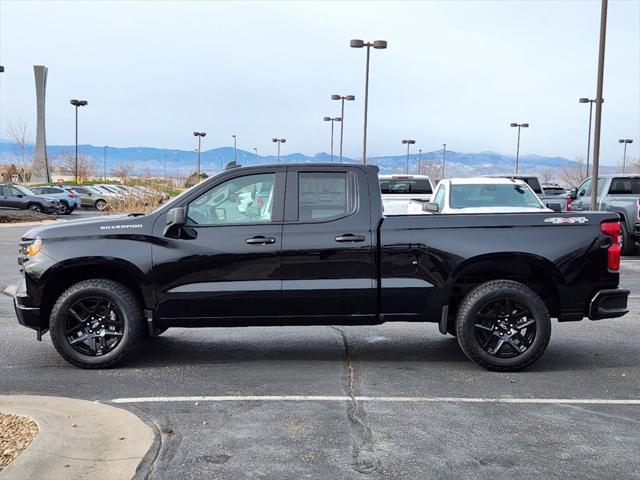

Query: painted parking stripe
left=111, top=395, right=640, bottom=405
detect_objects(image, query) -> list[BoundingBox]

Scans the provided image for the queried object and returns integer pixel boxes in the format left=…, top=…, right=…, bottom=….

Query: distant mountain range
left=0, top=141, right=589, bottom=179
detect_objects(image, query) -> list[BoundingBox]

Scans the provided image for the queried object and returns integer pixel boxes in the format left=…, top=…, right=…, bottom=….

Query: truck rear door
left=279, top=166, right=377, bottom=321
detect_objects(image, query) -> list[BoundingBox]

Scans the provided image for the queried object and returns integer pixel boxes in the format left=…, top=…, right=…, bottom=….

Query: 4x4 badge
left=544, top=217, right=589, bottom=224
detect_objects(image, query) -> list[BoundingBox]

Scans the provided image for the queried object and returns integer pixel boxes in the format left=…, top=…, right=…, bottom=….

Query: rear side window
left=298, top=172, right=356, bottom=221
left=608, top=178, right=640, bottom=194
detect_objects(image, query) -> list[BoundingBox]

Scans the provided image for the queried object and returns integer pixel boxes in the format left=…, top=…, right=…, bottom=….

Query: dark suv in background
left=0, top=184, right=60, bottom=213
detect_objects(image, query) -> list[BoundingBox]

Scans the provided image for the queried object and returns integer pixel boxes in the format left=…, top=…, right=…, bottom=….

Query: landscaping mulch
left=0, top=413, right=39, bottom=471
left=0, top=210, right=57, bottom=224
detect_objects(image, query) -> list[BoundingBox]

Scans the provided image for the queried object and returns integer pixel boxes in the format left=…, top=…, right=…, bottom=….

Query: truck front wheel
left=49, top=279, right=144, bottom=368
left=456, top=280, right=551, bottom=372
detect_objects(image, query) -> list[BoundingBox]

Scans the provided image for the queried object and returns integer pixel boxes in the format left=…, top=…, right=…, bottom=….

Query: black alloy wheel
left=65, top=297, right=124, bottom=356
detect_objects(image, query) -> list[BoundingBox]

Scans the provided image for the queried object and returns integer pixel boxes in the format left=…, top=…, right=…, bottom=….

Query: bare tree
left=417, top=159, right=443, bottom=183
left=113, top=162, right=135, bottom=183
left=619, top=157, right=640, bottom=174
left=53, top=150, right=96, bottom=182
left=6, top=122, right=32, bottom=182
left=540, top=168, right=554, bottom=184
left=559, top=157, right=588, bottom=188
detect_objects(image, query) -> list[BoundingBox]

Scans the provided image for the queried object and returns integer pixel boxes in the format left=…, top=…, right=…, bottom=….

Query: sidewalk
left=0, top=395, right=156, bottom=480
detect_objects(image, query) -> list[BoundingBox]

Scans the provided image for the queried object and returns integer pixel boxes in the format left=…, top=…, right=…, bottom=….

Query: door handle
left=335, top=234, right=366, bottom=243
left=245, top=236, right=276, bottom=245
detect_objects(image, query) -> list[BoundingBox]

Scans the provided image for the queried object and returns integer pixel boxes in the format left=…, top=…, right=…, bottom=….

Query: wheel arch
left=38, top=258, right=154, bottom=327
left=446, top=253, right=562, bottom=324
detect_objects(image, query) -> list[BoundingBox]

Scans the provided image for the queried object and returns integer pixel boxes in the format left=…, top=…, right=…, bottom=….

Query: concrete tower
left=32, top=65, right=50, bottom=183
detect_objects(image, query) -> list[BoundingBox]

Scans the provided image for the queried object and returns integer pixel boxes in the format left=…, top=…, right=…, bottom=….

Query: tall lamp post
left=418, top=148, right=423, bottom=175
left=579, top=98, right=601, bottom=177
left=324, top=117, right=342, bottom=162
left=510, top=122, right=529, bottom=174
left=232, top=134, right=237, bottom=163
left=103, top=146, right=108, bottom=180
left=619, top=139, right=634, bottom=173
left=193, top=131, right=206, bottom=176
left=70, top=99, right=88, bottom=183
left=350, top=39, right=387, bottom=164
left=401, top=139, right=416, bottom=174
left=331, top=94, right=355, bottom=162
left=272, top=138, right=286, bottom=163
left=253, top=147, right=258, bottom=165
left=442, top=144, right=447, bottom=179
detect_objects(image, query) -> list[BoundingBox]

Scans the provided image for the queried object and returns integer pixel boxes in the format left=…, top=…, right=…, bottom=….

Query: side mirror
left=164, top=206, right=186, bottom=236
left=16, top=194, right=23, bottom=198
left=569, top=188, right=577, bottom=200
left=548, top=203, right=562, bottom=212
left=423, top=202, right=439, bottom=213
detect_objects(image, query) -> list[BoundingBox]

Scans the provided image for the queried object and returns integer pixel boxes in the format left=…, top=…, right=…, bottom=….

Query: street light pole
left=579, top=98, right=601, bottom=177
left=418, top=149, right=422, bottom=175
left=619, top=139, right=634, bottom=173
left=331, top=94, right=355, bottom=162
left=272, top=138, right=286, bottom=163
left=253, top=147, right=258, bottom=165
left=442, top=144, right=447, bottom=179
left=510, top=123, right=529, bottom=174
left=401, top=139, right=416, bottom=174
left=350, top=39, right=387, bottom=164
left=70, top=99, right=88, bottom=183
left=232, top=134, right=237, bottom=163
left=103, top=146, right=108, bottom=180
left=324, top=117, right=342, bottom=162
left=193, top=131, right=206, bottom=176
left=591, top=0, right=608, bottom=211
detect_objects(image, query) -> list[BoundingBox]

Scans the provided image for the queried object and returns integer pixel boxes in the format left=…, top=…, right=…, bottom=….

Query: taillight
left=566, top=198, right=572, bottom=212
left=601, top=221, right=621, bottom=271
left=67, top=193, right=76, bottom=198
left=637, top=198, right=640, bottom=220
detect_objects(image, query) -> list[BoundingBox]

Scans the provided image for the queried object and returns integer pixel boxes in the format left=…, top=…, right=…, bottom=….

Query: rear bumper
left=588, top=288, right=629, bottom=320
left=13, top=277, right=42, bottom=331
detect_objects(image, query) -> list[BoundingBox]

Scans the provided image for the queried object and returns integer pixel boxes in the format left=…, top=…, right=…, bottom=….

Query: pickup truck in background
left=488, top=175, right=571, bottom=212
left=571, top=174, right=640, bottom=255
left=14, top=163, right=628, bottom=372
left=379, top=174, right=434, bottom=215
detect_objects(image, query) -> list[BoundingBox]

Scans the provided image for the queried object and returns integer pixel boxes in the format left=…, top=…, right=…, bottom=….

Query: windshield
left=14, top=185, right=35, bottom=196
left=380, top=179, right=432, bottom=194
left=450, top=183, right=544, bottom=209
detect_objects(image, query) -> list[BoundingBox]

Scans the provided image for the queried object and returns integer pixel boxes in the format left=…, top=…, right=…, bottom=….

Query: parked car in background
left=70, top=185, right=112, bottom=211
left=379, top=174, right=434, bottom=215
left=541, top=183, right=571, bottom=196
left=0, top=184, right=60, bottom=213
left=488, top=175, right=570, bottom=212
left=570, top=174, right=640, bottom=255
left=30, top=186, right=80, bottom=215
left=409, top=177, right=551, bottom=214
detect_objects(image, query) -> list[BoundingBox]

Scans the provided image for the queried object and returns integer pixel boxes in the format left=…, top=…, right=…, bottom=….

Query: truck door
left=152, top=170, right=286, bottom=321
left=280, top=167, right=376, bottom=321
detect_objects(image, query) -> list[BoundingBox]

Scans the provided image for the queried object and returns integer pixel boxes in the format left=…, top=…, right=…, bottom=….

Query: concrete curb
left=0, top=395, right=155, bottom=480
left=0, top=220, right=58, bottom=228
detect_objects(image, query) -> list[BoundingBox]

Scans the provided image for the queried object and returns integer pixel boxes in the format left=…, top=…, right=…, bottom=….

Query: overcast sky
left=1, top=0, right=638, bottom=164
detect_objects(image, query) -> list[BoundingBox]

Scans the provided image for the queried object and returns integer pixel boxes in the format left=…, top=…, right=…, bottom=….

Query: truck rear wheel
left=49, top=279, right=144, bottom=368
left=456, top=280, right=551, bottom=372
left=620, top=223, right=637, bottom=256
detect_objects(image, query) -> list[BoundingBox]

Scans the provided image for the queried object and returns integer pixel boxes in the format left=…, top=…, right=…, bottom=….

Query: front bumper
left=13, top=277, right=43, bottom=333
left=588, top=288, right=629, bottom=320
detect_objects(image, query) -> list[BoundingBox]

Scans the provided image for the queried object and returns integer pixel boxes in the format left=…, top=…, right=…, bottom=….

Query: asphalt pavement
left=1, top=218, right=639, bottom=480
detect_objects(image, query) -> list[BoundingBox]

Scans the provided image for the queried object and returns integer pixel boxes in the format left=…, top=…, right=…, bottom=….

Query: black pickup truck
left=14, top=163, right=629, bottom=371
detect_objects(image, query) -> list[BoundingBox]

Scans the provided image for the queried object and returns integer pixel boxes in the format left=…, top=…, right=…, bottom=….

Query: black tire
left=27, top=203, right=42, bottom=213
left=620, top=223, right=637, bottom=256
left=49, top=279, right=144, bottom=368
left=59, top=201, right=70, bottom=215
left=95, top=199, right=107, bottom=211
left=456, top=280, right=551, bottom=372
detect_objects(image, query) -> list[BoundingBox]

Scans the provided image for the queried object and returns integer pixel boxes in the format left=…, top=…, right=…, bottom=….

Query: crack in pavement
left=331, top=326, right=380, bottom=474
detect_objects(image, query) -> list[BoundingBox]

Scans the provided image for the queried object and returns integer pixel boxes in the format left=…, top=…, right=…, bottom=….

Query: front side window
left=187, top=173, right=275, bottom=225
left=433, top=186, right=446, bottom=210
left=449, top=183, right=544, bottom=209
left=298, top=172, right=356, bottom=221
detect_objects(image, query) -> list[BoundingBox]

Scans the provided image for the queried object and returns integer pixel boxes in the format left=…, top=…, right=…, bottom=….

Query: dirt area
left=0, top=210, right=57, bottom=224
left=0, top=413, right=38, bottom=471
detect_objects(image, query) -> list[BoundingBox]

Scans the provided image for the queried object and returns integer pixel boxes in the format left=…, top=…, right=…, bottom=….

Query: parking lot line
left=111, top=395, right=640, bottom=405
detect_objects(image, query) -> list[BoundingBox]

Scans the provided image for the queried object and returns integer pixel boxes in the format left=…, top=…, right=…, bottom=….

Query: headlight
left=26, top=238, right=43, bottom=257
